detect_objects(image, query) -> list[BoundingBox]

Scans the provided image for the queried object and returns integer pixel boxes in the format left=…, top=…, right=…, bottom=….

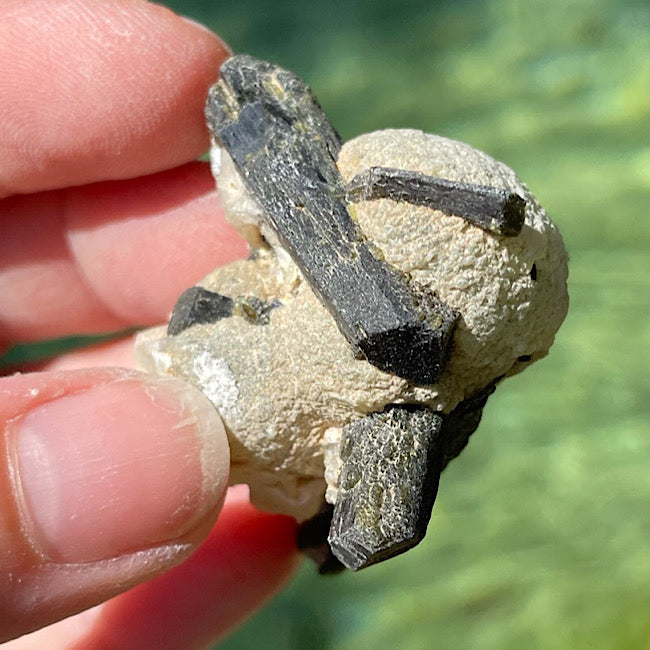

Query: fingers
left=0, top=0, right=230, bottom=197
left=0, top=368, right=230, bottom=642
left=77, top=488, right=298, bottom=650
left=43, top=338, right=138, bottom=373
left=3, top=488, right=299, bottom=650
left=0, top=162, right=248, bottom=347
left=0, top=0, right=246, bottom=352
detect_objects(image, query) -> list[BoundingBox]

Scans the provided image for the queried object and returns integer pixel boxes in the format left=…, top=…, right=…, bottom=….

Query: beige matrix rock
left=137, top=128, right=568, bottom=517
left=135, top=56, right=568, bottom=568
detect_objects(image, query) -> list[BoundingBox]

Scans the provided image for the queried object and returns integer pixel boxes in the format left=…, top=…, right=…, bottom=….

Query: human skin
left=0, top=1, right=298, bottom=647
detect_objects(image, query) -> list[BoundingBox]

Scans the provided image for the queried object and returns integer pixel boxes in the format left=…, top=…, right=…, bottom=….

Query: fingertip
left=2, top=491, right=300, bottom=650
left=64, top=162, right=249, bottom=326
left=0, top=0, right=231, bottom=196
left=0, top=163, right=249, bottom=342
left=0, top=368, right=230, bottom=641
left=84, top=489, right=300, bottom=649
left=10, top=370, right=229, bottom=564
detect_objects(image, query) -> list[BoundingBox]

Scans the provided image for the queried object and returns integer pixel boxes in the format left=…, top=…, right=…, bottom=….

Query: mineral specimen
left=135, top=55, right=569, bottom=571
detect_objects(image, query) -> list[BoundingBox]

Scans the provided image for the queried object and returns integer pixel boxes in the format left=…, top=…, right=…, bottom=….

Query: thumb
left=0, top=368, right=229, bottom=643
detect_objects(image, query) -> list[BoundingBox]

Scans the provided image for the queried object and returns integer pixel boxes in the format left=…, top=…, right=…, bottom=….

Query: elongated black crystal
left=205, top=55, right=458, bottom=385
left=328, top=405, right=445, bottom=570
left=347, top=166, right=525, bottom=237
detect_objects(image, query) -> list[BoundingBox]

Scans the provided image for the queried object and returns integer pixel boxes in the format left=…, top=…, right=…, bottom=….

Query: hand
left=0, top=1, right=298, bottom=647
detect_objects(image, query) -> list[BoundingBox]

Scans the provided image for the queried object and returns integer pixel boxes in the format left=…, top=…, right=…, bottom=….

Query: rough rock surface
left=135, top=129, right=569, bottom=522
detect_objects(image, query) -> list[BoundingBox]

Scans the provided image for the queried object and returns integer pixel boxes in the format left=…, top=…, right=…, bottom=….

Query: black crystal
left=439, top=379, right=499, bottom=468
left=205, top=55, right=458, bottom=386
left=328, top=405, right=445, bottom=570
left=297, top=503, right=346, bottom=575
left=168, top=287, right=234, bottom=336
left=347, top=166, right=525, bottom=237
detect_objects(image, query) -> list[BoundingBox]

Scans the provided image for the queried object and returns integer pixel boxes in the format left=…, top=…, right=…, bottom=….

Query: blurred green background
left=168, top=0, right=648, bottom=648
left=4, top=0, right=648, bottom=647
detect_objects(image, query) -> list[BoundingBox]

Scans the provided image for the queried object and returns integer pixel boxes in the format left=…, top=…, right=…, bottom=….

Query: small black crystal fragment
left=297, top=502, right=335, bottom=550
left=328, top=405, right=445, bottom=570
left=169, top=288, right=282, bottom=335
left=297, top=503, right=346, bottom=574
left=440, top=379, right=500, bottom=468
left=206, top=55, right=458, bottom=385
left=168, top=287, right=234, bottom=336
left=347, top=166, right=526, bottom=237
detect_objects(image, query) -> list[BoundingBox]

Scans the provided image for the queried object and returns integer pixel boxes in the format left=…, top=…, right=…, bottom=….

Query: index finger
left=0, top=0, right=230, bottom=198
left=0, top=163, right=248, bottom=350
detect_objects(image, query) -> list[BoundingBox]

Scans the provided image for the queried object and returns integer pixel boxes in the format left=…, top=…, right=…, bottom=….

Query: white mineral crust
left=135, top=129, right=569, bottom=521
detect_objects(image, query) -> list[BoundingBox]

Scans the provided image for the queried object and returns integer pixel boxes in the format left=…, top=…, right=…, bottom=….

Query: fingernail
left=9, top=375, right=229, bottom=563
